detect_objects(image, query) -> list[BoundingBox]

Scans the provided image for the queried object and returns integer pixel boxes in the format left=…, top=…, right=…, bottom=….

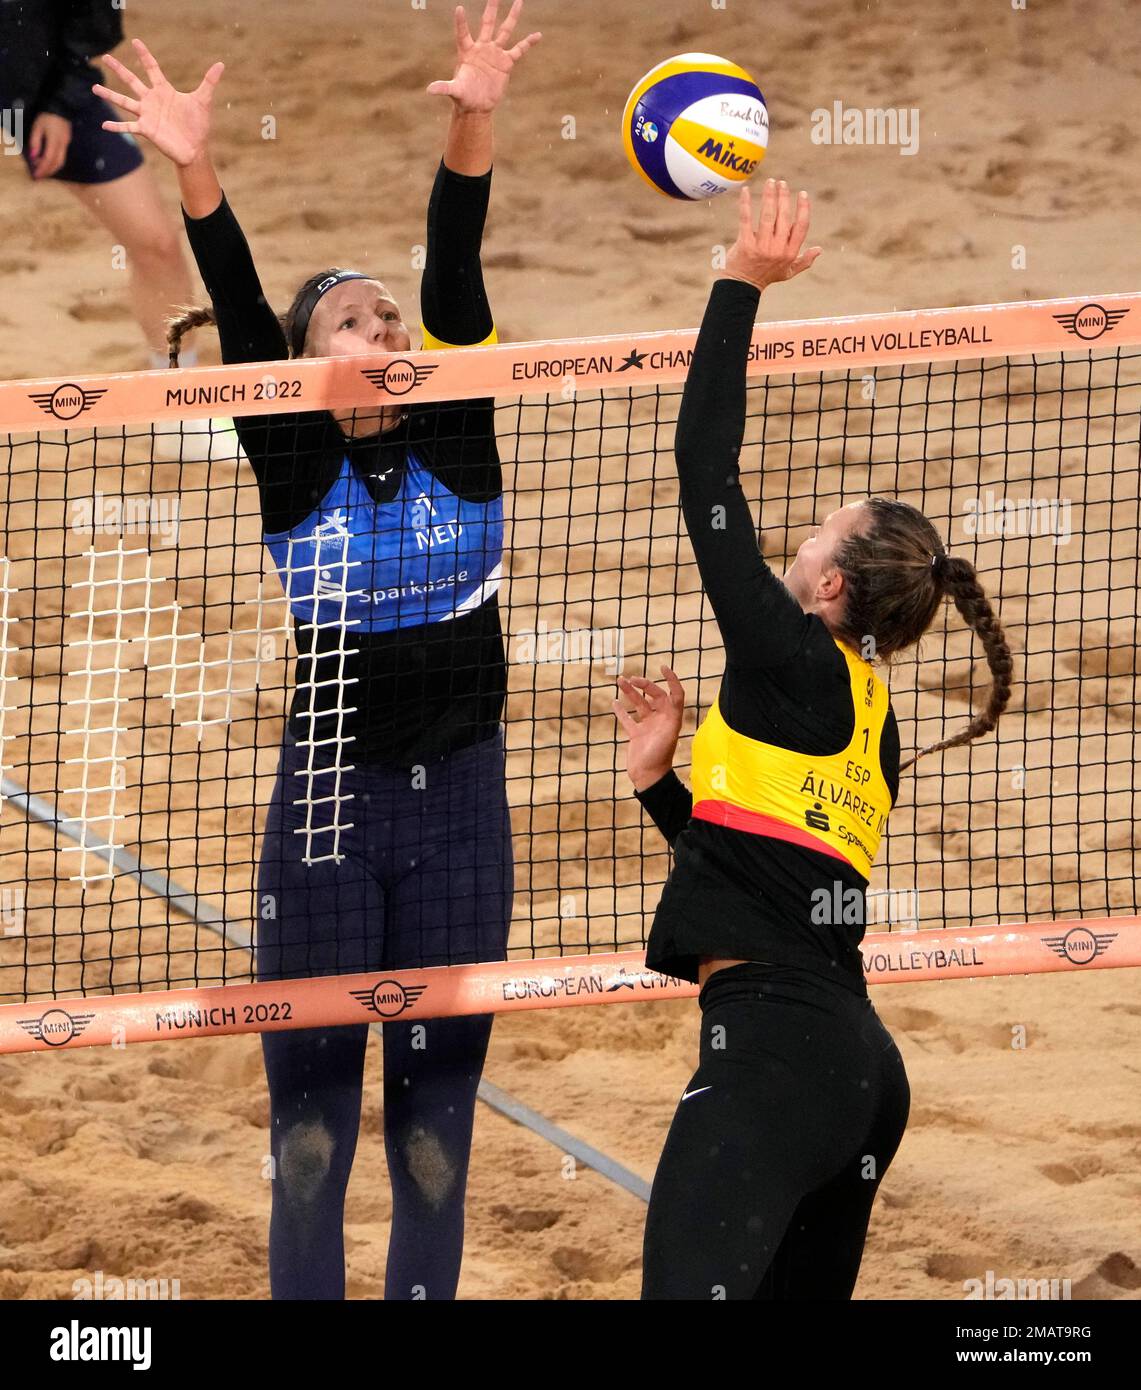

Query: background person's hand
left=94, top=38, right=223, bottom=168
left=720, top=179, right=822, bottom=292
left=613, top=665, right=686, bottom=793
left=26, top=112, right=71, bottom=179
left=426, top=0, right=541, bottom=114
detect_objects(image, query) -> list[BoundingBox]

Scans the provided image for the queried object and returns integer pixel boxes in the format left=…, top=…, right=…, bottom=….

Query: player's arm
left=413, top=1, right=541, bottom=499
left=614, top=668, right=694, bottom=848
left=95, top=40, right=331, bottom=524
left=410, top=150, right=502, bottom=499
left=674, top=182, right=823, bottom=669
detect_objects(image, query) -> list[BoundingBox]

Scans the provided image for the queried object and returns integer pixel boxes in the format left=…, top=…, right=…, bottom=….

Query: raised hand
left=722, top=179, right=823, bottom=292
left=613, top=666, right=687, bottom=793
left=93, top=38, right=224, bottom=168
left=426, top=0, right=541, bottom=114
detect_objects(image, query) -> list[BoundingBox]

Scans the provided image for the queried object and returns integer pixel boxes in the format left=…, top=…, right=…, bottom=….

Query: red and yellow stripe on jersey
left=690, top=639, right=894, bottom=878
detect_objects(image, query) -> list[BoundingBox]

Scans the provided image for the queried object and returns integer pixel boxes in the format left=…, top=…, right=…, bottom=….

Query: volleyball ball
left=621, top=53, right=768, bottom=201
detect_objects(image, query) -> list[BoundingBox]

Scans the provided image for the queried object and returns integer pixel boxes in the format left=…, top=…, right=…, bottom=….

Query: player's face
left=783, top=501, right=868, bottom=610
left=306, top=280, right=412, bottom=358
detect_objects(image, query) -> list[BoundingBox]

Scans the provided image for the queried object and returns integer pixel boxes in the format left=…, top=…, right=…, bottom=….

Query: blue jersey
left=263, top=450, right=504, bottom=633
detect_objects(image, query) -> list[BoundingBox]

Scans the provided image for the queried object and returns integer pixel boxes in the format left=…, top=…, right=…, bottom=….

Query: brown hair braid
left=165, top=267, right=359, bottom=367
left=166, top=305, right=216, bottom=368
left=832, top=497, right=1014, bottom=772
left=909, top=555, right=1015, bottom=770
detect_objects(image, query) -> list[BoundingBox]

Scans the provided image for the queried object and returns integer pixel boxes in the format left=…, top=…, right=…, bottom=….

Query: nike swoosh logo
left=681, top=1085, right=712, bottom=1102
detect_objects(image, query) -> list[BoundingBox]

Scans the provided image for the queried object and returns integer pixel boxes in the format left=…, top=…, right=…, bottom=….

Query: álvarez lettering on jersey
left=689, top=639, right=893, bottom=878
left=262, top=448, right=504, bottom=632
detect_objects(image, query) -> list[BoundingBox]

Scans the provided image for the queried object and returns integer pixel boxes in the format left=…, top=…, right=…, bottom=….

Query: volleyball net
left=0, top=291, right=1139, bottom=1052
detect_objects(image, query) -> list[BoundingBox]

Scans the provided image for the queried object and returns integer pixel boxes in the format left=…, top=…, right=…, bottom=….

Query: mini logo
left=17, top=1008, right=96, bottom=1046
left=28, top=383, right=108, bottom=421
left=805, top=802, right=831, bottom=832
left=350, top=979, right=428, bottom=1018
left=1052, top=304, right=1129, bottom=341
left=639, top=120, right=659, bottom=143
left=1042, top=926, right=1117, bottom=966
left=361, top=361, right=439, bottom=396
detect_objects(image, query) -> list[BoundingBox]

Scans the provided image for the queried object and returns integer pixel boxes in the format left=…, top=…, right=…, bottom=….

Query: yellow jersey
left=689, top=639, right=894, bottom=878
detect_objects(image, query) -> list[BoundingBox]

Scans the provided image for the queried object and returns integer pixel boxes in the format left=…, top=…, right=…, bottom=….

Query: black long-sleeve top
left=0, top=1, right=122, bottom=116
left=638, top=277, right=901, bottom=991
left=182, top=160, right=505, bottom=768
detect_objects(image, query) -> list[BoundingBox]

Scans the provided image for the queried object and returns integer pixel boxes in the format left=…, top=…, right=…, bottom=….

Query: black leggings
left=642, top=962, right=910, bottom=1300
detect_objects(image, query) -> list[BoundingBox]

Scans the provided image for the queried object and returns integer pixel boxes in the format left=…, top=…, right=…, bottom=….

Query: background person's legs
left=67, top=163, right=195, bottom=365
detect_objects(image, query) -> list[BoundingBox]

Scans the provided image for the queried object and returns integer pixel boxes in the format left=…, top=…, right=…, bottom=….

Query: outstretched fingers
left=786, top=189, right=812, bottom=258
left=130, top=38, right=168, bottom=86
left=92, top=82, right=140, bottom=117
left=100, top=50, right=148, bottom=97
left=494, top=0, right=522, bottom=45
left=195, top=61, right=225, bottom=99
left=508, top=30, right=542, bottom=60
left=454, top=4, right=474, bottom=52
left=773, top=179, right=791, bottom=245
left=477, top=0, right=500, bottom=43
left=757, top=176, right=778, bottom=242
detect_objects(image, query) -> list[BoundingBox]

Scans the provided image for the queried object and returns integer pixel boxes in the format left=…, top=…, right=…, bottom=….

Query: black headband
left=289, top=271, right=371, bottom=356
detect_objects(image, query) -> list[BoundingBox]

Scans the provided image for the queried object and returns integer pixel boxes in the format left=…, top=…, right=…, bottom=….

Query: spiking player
left=615, top=179, right=1013, bottom=1299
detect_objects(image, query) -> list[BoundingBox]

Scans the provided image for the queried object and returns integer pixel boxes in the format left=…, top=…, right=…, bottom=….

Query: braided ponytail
left=902, top=556, right=1014, bottom=770
left=833, top=498, right=1014, bottom=772
left=166, top=305, right=217, bottom=368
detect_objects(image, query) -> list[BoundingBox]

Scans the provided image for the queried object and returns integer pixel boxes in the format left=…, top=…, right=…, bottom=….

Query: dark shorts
left=20, top=90, right=143, bottom=185
left=256, top=726, right=515, bottom=981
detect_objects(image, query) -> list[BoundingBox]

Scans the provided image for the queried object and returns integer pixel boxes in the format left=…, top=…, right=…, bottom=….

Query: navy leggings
left=642, top=962, right=910, bottom=1299
left=256, top=729, right=513, bottom=1300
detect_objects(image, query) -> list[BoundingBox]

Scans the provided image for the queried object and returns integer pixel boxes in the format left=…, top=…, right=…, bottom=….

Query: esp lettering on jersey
left=263, top=449, right=504, bottom=633
left=690, top=639, right=894, bottom=877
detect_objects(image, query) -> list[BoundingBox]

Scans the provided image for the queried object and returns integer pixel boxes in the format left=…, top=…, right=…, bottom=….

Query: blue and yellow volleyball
left=621, top=52, right=768, bottom=201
